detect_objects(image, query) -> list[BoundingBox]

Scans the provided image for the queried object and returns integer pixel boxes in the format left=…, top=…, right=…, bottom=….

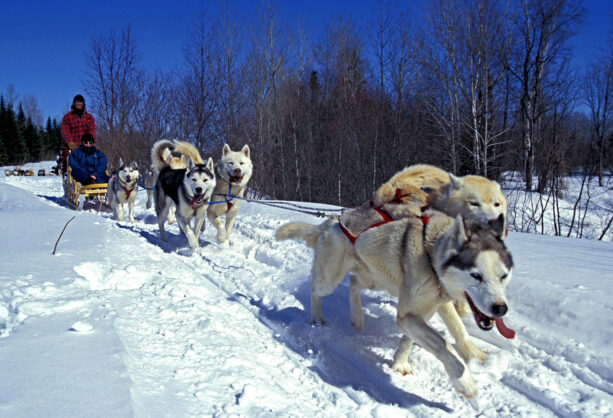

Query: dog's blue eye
left=471, top=273, right=483, bottom=282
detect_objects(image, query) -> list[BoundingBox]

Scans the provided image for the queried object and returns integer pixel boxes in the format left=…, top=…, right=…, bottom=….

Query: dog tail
left=173, top=141, right=204, bottom=165
left=275, top=217, right=336, bottom=248
left=151, top=139, right=176, bottom=172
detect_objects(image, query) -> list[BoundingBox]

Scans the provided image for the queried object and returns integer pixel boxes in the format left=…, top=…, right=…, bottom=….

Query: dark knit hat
left=73, top=94, right=85, bottom=105
left=81, top=133, right=95, bottom=144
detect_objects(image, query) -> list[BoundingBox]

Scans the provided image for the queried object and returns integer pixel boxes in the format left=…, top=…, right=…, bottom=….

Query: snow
left=1, top=162, right=612, bottom=417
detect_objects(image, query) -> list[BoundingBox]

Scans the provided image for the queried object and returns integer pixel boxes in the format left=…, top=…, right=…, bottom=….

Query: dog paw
left=217, top=231, right=227, bottom=243
left=460, top=342, right=488, bottom=363
left=350, top=318, right=364, bottom=331
left=392, top=362, right=414, bottom=376
left=452, top=368, right=478, bottom=398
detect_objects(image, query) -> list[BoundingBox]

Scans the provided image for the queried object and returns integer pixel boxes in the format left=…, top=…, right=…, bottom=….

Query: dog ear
left=241, top=144, right=250, bottom=158
left=453, top=215, right=469, bottom=250
left=119, top=157, right=124, bottom=166
left=187, top=156, right=195, bottom=170
left=206, top=157, right=214, bottom=173
left=448, top=173, right=462, bottom=190
left=223, top=144, right=231, bottom=156
left=489, top=214, right=505, bottom=238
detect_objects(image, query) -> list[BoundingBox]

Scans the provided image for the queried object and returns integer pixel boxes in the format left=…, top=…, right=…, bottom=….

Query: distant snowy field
left=1, top=161, right=612, bottom=417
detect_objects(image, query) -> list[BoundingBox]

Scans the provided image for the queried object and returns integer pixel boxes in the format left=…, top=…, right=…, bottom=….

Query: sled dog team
left=108, top=141, right=513, bottom=398
left=276, top=164, right=513, bottom=398
left=107, top=140, right=253, bottom=250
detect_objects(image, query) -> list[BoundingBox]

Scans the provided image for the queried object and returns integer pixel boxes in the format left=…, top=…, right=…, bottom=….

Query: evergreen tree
left=52, top=118, right=62, bottom=152
left=23, top=116, right=41, bottom=161
left=5, top=104, right=29, bottom=164
left=42, top=117, right=62, bottom=159
left=0, top=97, right=7, bottom=164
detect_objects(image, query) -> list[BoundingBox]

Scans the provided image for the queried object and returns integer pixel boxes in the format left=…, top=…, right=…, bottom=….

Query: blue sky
left=1, top=0, right=611, bottom=123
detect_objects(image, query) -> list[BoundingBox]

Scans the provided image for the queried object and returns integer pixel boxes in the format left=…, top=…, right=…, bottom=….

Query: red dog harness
left=339, top=189, right=429, bottom=244
left=123, top=186, right=134, bottom=199
left=339, top=203, right=395, bottom=244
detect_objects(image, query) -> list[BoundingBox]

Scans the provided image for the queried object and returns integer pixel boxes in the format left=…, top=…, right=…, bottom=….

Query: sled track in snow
left=99, top=206, right=613, bottom=416
left=6, top=177, right=613, bottom=416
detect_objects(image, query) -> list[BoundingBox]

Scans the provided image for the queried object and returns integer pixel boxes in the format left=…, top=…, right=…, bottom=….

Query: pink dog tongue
left=495, top=317, right=515, bottom=339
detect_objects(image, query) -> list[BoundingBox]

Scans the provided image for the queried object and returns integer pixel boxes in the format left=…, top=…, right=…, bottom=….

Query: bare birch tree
left=507, top=0, right=583, bottom=190
left=84, top=26, right=141, bottom=162
left=174, top=9, right=220, bottom=152
left=584, top=44, right=613, bottom=186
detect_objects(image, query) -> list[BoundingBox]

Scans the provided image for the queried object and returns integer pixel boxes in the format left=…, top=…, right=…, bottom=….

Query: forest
left=2, top=0, right=612, bottom=207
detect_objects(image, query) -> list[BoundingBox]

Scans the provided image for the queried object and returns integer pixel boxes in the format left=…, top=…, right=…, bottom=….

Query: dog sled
left=61, top=165, right=111, bottom=211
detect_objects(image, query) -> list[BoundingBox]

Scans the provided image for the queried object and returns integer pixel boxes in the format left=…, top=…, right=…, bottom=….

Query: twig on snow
left=53, top=216, right=76, bottom=255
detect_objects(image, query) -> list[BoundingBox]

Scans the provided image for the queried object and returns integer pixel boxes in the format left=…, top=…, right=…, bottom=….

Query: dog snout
left=233, top=168, right=241, bottom=175
left=195, top=187, right=203, bottom=195
left=491, top=302, right=508, bottom=317
left=126, top=175, right=131, bottom=182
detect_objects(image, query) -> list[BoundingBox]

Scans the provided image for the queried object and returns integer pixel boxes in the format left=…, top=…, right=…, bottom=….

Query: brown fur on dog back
left=374, top=164, right=450, bottom=207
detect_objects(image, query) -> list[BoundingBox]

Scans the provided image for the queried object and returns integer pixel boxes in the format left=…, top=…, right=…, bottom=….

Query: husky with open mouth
left=155, top=157, right=216, bottom=249
left=206, top=144, right=253, bottom=243
left=276, top=211, right=513, bottom=398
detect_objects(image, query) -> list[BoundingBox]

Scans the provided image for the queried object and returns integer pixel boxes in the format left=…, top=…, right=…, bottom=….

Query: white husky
left=276, top=212, right=513, bottom=397
left=206, top=144, right=253, bottom=243
left=107, top=159, right=140, bottom=222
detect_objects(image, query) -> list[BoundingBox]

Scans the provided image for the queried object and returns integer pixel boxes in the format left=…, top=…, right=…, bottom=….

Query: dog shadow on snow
left=229, top=279, right=452, bottom=412
left=115, top=220, right=214, bottom=254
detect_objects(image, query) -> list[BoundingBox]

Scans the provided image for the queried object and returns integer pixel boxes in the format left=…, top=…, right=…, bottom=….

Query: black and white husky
left=108, top=159, right=140, bottom=222
left=155, top=157, right=216, bottom=249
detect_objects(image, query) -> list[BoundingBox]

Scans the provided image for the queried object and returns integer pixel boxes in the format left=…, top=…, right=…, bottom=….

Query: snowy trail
left=1, top=172, right=612, bottom=417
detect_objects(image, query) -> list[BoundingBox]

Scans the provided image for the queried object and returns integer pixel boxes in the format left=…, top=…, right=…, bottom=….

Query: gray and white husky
left=206, top=144, right=253, bottom=243
left=108, top=159, right=140, bottom=222
left=276, top=212, right=513, bottom=398
left=155, top=157, right=216, bottom=249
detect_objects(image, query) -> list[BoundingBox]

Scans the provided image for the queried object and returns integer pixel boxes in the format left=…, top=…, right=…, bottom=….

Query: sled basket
left=62, top=165, right=109, bottom=211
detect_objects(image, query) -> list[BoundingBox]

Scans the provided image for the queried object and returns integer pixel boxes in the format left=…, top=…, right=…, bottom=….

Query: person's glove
left=68, top=141, right=78, bottom=150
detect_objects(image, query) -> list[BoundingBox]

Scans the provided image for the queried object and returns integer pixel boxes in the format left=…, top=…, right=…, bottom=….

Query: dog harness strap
left=340, top=203, right=396, bottom=244
left=389, top=188, right=413, bottom=204
left=339, top=221, right=358, bottom=244
left=123, top=186, right=132, bottom=199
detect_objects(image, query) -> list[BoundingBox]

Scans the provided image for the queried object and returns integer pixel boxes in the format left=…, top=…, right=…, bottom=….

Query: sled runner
left=62, top=165, right=111, bottom=211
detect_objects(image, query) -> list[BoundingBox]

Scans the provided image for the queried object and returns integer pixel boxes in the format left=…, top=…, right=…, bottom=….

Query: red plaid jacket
left=61, top=110, right=96, bottom=149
